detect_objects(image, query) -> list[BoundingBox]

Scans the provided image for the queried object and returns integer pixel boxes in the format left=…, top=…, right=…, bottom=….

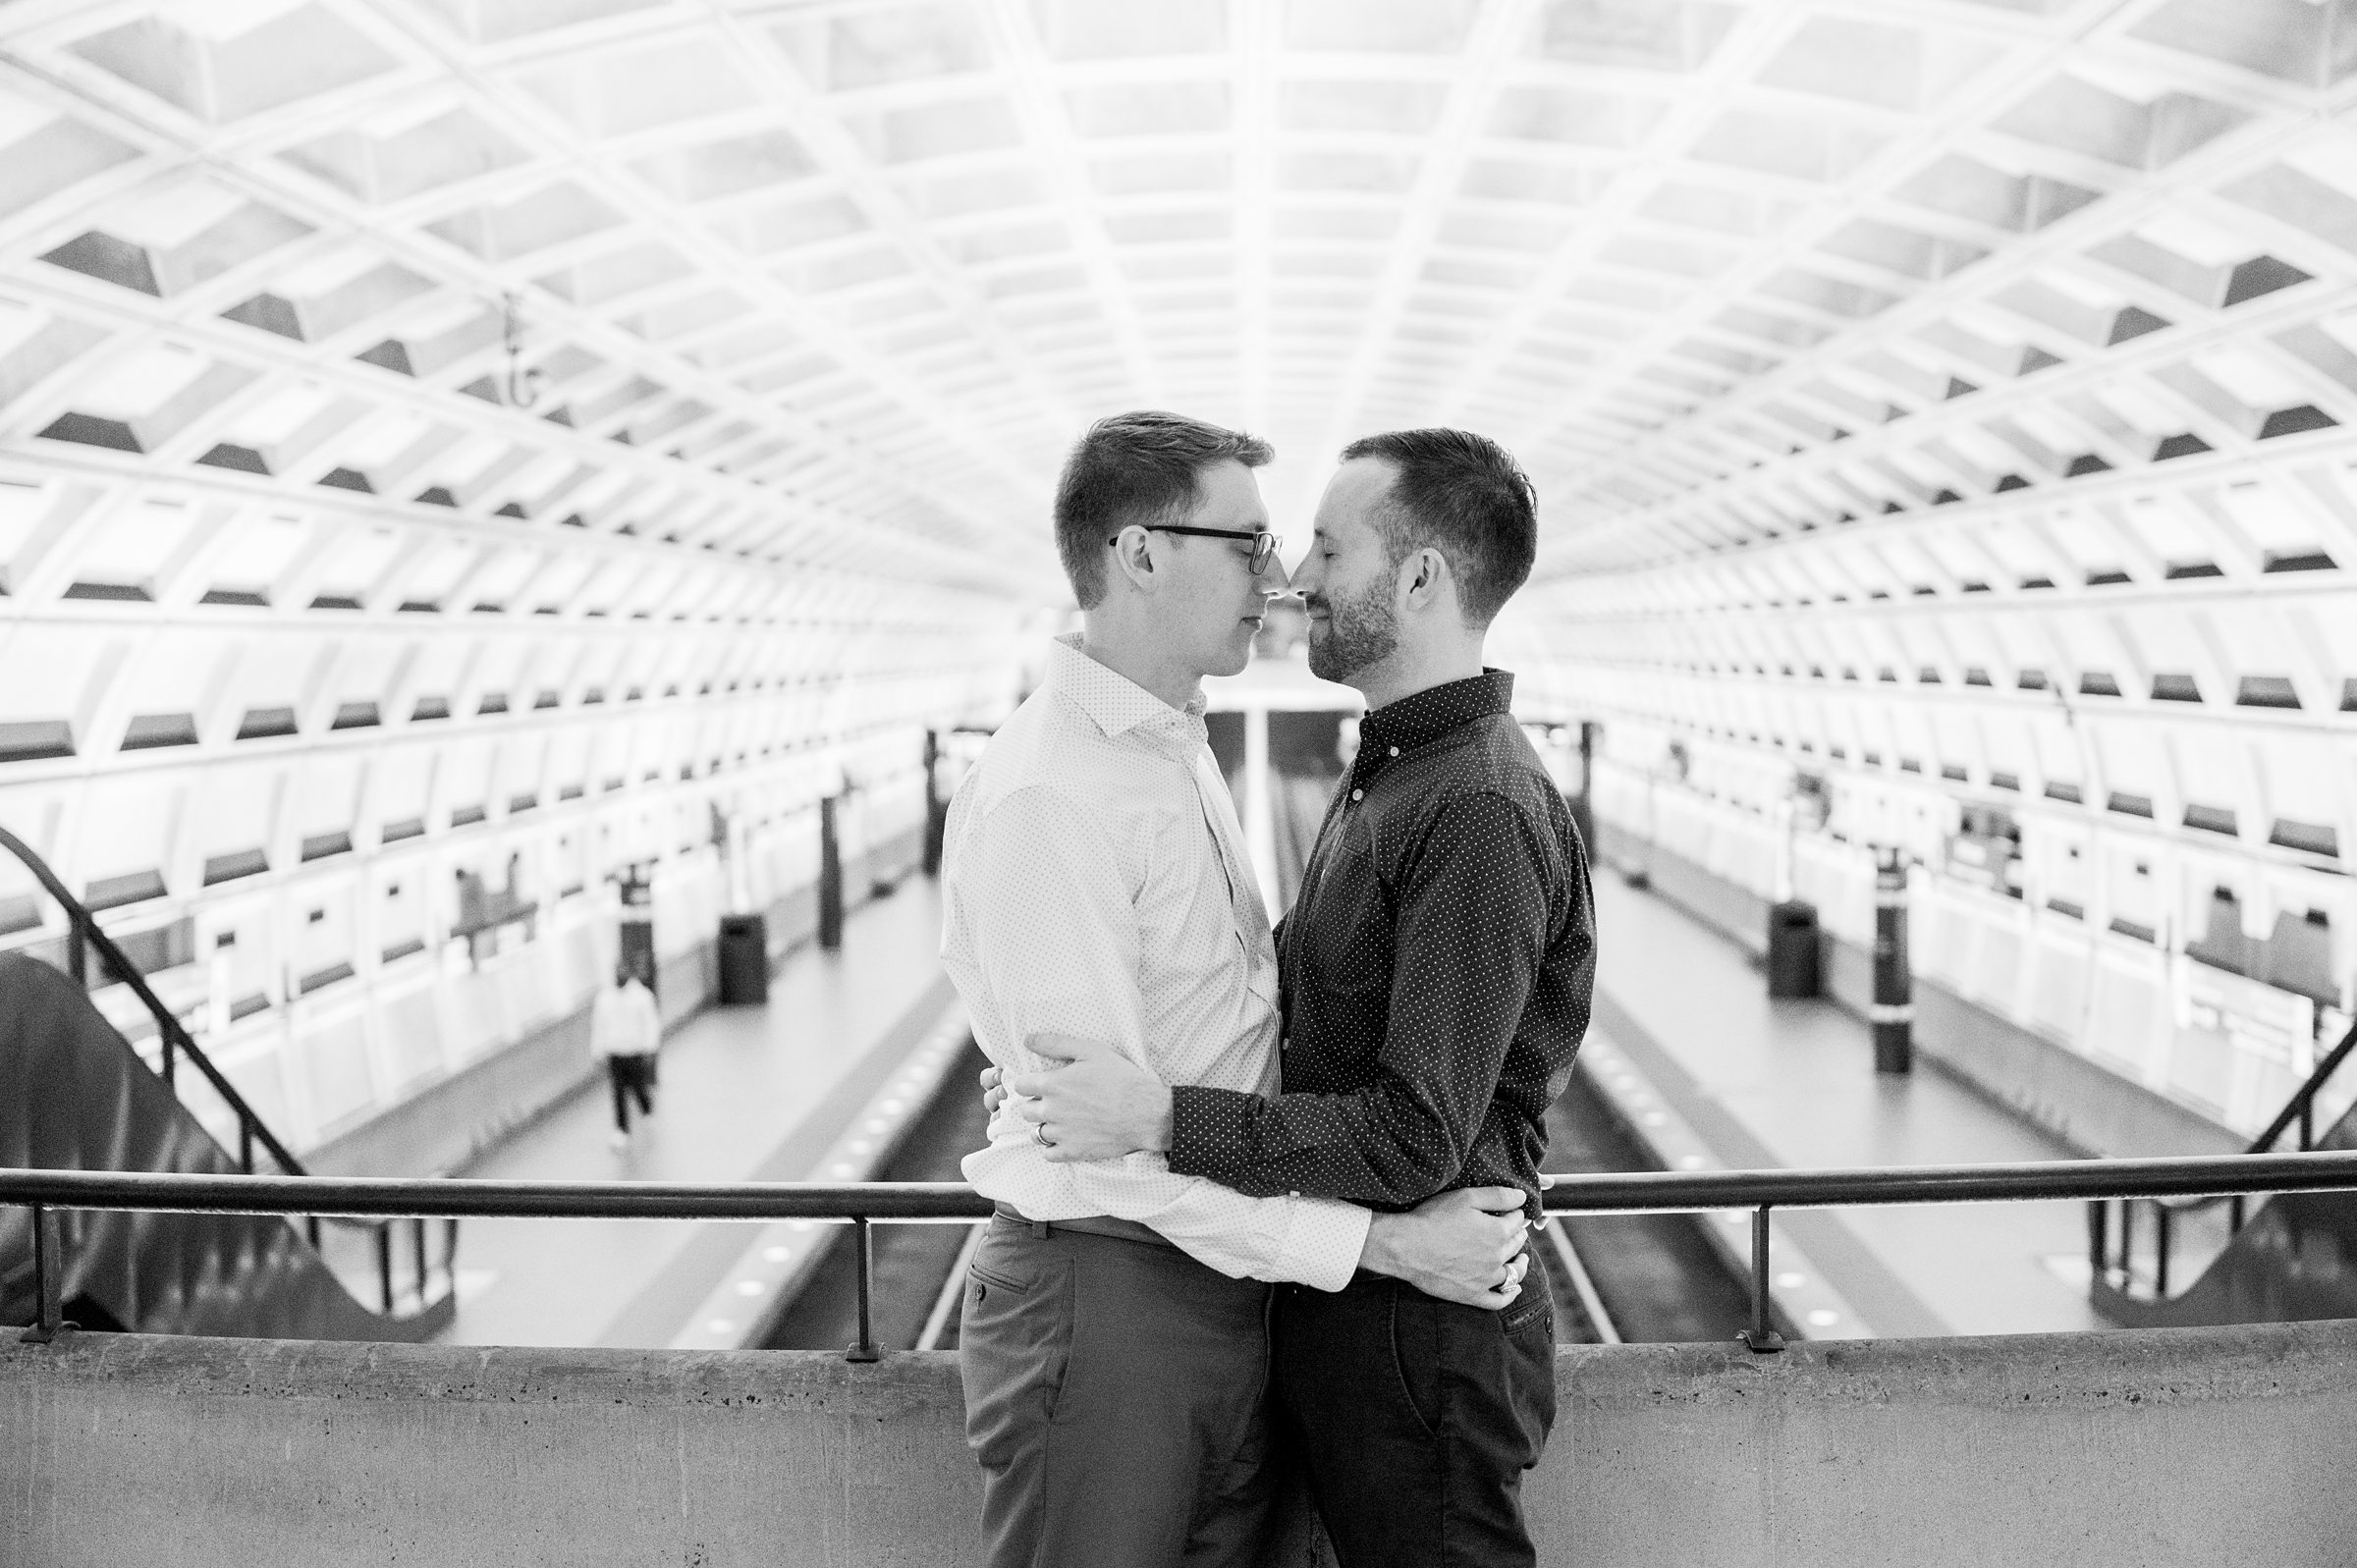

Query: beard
left=1306, top=571, right=1398, bottom=683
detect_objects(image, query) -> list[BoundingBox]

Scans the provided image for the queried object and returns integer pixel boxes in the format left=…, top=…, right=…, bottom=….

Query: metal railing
left=0, top=825, right=446, bottom=1320
left=2091, top=1015, right=2357, bottom=1301
left=13, top=1148, right=2357, bottom=1356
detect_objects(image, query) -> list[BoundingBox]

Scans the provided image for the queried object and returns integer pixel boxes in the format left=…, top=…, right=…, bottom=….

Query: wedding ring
left=1033, top=1121, right=1054, bottom=1149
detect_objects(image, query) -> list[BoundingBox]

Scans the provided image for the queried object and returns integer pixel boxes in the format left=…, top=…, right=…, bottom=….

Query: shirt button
left=1289, top=1191, right=1301, bottom=1198
left=1388, top=746, right=1398, bottom=758
left=1350, top=788, right=1363, bottom=801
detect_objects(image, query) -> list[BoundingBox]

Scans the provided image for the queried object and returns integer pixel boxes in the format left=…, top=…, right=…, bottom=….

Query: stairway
left=2092, top=1022, right=2357, bottom=1328
left=0, top=821, right=454, bottom=1342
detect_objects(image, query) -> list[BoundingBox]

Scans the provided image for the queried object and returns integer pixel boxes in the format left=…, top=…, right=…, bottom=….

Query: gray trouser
left=959, top=1214, right=1278, bottom=1568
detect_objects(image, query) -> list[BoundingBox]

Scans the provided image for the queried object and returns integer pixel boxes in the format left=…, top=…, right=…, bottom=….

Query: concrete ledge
left=8, top=1321, right=2357, bottom=1566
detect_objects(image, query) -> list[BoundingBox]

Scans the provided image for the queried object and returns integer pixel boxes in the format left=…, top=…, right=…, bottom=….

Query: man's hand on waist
left=1005, top=1033, right=1175, bottom=1162
left=1359, top=1187, right=1531, bottom=1310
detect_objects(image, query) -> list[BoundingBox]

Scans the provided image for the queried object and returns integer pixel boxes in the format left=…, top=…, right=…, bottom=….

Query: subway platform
left=1583, top=871, right=2114, bottom=1339
left=437, top=881, right=961, bottom=1350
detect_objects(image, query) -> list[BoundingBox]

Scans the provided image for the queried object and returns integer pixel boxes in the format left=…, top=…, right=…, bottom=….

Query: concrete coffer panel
left=6, top=1321, right=2356, bottom=1566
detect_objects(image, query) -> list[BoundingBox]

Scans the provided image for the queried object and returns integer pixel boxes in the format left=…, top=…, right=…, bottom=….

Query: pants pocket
left=1389, top=1290, right=1443, bottom=1439
left=959, top=1231, right=1072, bottom=1469
left=1502, top=1275, right=1553, bottom=1338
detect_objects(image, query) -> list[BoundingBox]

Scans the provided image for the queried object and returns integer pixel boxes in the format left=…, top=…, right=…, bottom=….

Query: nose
left=1286, top=550, right=1317, bottom=598
left=1257, top=551, right=1291, bottom=595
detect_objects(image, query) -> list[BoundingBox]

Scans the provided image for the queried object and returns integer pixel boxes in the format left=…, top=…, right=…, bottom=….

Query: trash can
left=717, top=913, right=769, bottom=1005
left=1766, top=900, right=1820, bottom=999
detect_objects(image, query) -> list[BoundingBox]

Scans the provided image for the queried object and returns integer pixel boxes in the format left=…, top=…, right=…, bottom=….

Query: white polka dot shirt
left=1169, top=669, right=1597, bottom=1221
left=941, top=633, right=1371, bottom=1292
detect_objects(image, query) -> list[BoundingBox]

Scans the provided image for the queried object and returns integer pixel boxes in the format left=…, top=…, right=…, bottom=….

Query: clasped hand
left=980, top=1050, right=1546, bottom=1311
left=995, top=1033, right=1175, bottom=1162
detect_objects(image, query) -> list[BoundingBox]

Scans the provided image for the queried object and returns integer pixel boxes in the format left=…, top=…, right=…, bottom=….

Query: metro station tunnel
left=4, top=3, right=2357, bottom=1564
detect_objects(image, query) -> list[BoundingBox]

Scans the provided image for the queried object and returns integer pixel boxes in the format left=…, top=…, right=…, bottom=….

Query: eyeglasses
left=1109, top=524, right=1284, bottom=574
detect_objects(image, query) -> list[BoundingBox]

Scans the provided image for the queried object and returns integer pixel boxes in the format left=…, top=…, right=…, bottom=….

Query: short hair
left=1054, top=410, right=1274, bottom=609
left=1338, top=428, right=1536, bottom=627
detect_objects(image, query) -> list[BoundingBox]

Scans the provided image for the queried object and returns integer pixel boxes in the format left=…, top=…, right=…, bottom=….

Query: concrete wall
left=7, top=1321, right=2356, bottom=1567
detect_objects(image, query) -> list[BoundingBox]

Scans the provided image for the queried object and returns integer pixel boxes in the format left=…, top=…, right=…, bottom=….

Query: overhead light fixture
left=500, top=292, right=548, bottom=411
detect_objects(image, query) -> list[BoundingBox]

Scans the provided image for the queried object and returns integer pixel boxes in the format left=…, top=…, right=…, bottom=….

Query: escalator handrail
left=2110, top=1015, right=2357, bottom=1240
left=2248, top=1015, right=2357, bottom=1156
left=0, top=822, right=307, bottom=1178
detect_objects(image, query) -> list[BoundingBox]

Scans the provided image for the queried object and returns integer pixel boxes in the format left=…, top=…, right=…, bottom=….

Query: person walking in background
left=593, top=960, right=661, bottom=1148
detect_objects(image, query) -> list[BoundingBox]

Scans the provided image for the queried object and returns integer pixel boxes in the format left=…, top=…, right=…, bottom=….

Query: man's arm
left=1016, top=792, right=1554, bottom=1206
left=985, top=1050, right=1533, bottom=1302
left=1170, top=791, right=1554, bottom=1203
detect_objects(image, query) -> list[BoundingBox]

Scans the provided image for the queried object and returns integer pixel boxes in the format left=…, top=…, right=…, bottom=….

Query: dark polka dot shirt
left=1167, top=669, right=1598, bottom=1220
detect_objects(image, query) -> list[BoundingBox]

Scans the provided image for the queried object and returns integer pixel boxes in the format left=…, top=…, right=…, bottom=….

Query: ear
left=1107, top=524, right=1160, bottom=593
left=1397, top=546, right=1453, bottom=613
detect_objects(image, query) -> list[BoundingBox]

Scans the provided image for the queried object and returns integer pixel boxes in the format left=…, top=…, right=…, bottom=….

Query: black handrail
left=13, top=1151, right=2357, bottom=1219
left=13, top=1150, right=2357, bottom=1355
left=2249, top=1015, right=2357, bottom=1156
left=0, top=823, right=306, bottom=1178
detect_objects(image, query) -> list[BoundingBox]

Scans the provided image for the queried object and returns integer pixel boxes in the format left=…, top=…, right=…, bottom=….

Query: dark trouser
left=959, top=1214, right=1278, bottom=1568
left=1274, top=1271, right=1557, bottom=1568
left=607, top=1054, right=654, bottom=1132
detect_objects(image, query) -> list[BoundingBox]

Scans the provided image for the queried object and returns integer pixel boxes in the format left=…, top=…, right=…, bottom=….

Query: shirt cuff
left=1168, top=1083, right=1258, bottom=1180
left=1284, top=1198, right=1371, bottom=1293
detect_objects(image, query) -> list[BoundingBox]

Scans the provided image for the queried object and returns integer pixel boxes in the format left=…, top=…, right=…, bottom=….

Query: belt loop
left=1031, top=1217, right=1050, bottom=1240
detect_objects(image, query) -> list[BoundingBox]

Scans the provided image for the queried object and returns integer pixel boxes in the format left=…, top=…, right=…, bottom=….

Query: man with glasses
left=941, top=410, right=1534, bottom=1568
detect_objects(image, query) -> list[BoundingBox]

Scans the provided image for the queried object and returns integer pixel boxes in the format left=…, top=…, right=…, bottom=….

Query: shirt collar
left=1045, top=632, right=1207, bottom=743
left=1358, top=669, right=1515, bottom=760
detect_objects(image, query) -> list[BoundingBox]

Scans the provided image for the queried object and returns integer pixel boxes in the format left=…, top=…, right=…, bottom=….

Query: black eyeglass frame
left=1109, top=524, right=1283, bottom=574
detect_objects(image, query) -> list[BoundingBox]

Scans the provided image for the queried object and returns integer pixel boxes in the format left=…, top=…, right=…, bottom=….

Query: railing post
left=1871, top=850, right=1913, bottom=1074
left=2086, top=1199, right=2107, bottom=1281
left=160, top=1028, right=175, bottom=1087
left=376, top=1224, right=394, bottom=1315
left=239, top=1116, right=253, bottom=1175
left=2155, top=1206, right=2172, bottom=1299
left=23, top=1206, right=67, bottom=1343
left=2300, top=1095, right=2315, bottom=1153
left=922, top=729, right=947, bottom=879
left=412, top=1216, right=429, bottom=1305
left=2228, top=1195, right=2245, bottom=1234
left=2117, top=1199, right=2135, bottom=1289
left=1738, top=1206, right=1784, bottom=1353
left=846, top=1216, right=882, bottom=1363
left=818, top=794, right=845, bottom=951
